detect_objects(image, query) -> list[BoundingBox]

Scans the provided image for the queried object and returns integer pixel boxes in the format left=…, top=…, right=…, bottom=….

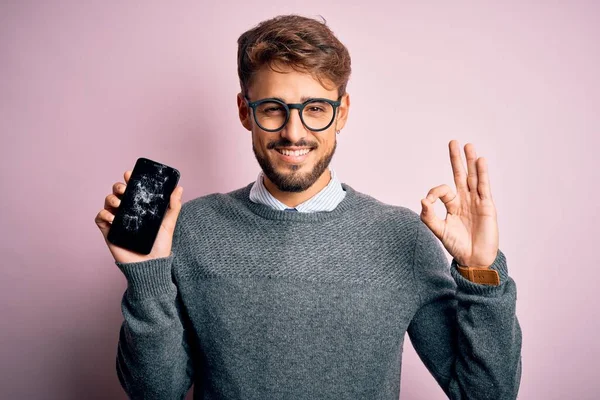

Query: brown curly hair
left=237, top=14, right=352, bottom=98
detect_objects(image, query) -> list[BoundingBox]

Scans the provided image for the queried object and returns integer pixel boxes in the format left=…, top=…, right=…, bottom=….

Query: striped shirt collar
left=249, top=168, right=346, bottom=212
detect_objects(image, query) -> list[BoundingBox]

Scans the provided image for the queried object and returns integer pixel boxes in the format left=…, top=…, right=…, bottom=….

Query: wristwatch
left=456, top=264, right=500, bottom=286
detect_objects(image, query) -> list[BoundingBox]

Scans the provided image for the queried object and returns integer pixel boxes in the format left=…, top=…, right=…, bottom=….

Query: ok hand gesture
left=420, top=140, right=499, bottom=268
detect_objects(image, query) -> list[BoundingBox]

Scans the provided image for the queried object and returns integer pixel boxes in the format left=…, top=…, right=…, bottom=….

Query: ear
left=237, top=92, right=252, bottom=131
left=335, top=93, right=351, bottom=131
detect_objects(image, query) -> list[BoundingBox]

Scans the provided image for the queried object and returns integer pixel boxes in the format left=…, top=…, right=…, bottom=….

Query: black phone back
left=107, top=157, right=180, bottom=255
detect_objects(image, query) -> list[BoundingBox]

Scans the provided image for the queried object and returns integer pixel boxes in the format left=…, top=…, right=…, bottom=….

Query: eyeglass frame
left=244, top=95, right=342, bottom=132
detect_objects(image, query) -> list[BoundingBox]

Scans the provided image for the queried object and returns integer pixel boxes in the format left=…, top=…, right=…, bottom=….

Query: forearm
left=409, top=219, right=522, bottom=399
left=447, top=251, right=522, bottom=399
left=115, top=255, right=193, bottom=399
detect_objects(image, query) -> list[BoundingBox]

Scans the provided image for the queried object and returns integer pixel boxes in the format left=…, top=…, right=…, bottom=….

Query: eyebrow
left=271, top=96, right=322, bottom=103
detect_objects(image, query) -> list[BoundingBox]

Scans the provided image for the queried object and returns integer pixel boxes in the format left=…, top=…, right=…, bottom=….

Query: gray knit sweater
left=115, top=182, right=522, bottom=400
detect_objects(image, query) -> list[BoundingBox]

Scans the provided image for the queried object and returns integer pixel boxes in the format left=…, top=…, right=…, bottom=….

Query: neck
left=263, top=169, right=332, bottom=208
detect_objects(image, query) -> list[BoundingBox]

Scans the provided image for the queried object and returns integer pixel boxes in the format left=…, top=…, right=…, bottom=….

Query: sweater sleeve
left=114, top=208, right=195, bottom=399
left=406, top=219, right=522, bottom=400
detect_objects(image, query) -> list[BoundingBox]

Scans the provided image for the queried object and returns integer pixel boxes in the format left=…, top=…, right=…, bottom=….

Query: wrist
left=457, top=263, right=490, bottom=269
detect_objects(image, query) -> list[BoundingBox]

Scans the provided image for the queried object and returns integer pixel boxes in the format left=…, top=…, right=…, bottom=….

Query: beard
left=252, top=139, right=337, bottom=193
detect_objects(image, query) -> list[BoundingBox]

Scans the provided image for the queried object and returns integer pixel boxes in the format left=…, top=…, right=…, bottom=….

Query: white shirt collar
left=249, top=168, right=346, bottom=212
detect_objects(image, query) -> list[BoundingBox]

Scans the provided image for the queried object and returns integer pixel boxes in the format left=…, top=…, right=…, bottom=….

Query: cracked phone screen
left=107, top=158, right=180, bottom=255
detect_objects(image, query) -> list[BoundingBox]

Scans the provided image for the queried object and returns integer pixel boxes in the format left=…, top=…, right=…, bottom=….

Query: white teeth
left=278, top=149, right=311, bottom=157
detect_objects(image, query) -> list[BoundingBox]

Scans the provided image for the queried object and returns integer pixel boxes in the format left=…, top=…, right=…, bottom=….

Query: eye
left=305, top=101, right=328, bottom=112
left=257, top=102, right=286, bottom=115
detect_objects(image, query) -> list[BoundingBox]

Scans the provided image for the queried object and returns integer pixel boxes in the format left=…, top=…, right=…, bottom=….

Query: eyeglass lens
left=254, top=100, right=335, bottom=131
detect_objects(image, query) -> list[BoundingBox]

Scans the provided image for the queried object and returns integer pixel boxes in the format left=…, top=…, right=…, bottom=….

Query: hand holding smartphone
left=95, top=157, right=183, bottom=264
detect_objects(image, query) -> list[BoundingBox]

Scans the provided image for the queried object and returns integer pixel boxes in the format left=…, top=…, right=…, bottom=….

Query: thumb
left=420, top=197, right=444, bottom=240
left=162, top=186, right=183, bottom=234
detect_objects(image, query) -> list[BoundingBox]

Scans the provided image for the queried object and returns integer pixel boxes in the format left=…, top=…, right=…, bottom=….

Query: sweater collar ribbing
left=227, top=181, right=362, bottom=223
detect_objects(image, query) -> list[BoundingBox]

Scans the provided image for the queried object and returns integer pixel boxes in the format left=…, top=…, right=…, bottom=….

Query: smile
left=275, top=148, right=313, bottom=163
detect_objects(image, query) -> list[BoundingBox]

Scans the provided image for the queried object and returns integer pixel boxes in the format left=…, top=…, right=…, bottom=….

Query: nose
left=280, top=108, right=307, bottom=143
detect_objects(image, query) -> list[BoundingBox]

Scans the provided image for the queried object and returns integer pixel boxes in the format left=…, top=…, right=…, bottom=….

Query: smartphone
left=107, top=157, right=180, bottom=255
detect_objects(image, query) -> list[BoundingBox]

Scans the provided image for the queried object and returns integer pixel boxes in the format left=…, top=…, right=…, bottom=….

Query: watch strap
left=456, top=264, right=500, bottom=286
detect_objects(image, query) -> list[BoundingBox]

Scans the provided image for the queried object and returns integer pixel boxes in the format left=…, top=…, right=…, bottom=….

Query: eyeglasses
left=245, top=95, right=342, bottom=132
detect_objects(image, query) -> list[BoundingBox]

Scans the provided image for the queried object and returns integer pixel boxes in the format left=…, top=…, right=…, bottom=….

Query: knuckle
left=429, top=185, right=441, bottom=194
left=113, top=182, right=124, bottom=193
left=106, top=195, right=120, bottom=208
left=103, top=209, right=114, bottom=220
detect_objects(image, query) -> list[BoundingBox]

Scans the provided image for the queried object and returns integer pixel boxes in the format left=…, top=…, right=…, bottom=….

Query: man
left=95, top=14, right=522, bottom=400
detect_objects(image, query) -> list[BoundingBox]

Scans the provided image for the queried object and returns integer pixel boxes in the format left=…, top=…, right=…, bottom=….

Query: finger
left=464, top=143, right=478, bottom=194
left=426, top=184, right=459, bottom=212
left=95, top=209, right=115, bottom=237
left=449, top=140, right=468, bottom=193
left=112, top=182, right=126, bottom=197
left=476, top=157, right=493, bottom=200
left=124, top=170, right=132, bottom=184
left=420, top=197, right=444, bottom=239
left=95, top=208, right=115, bottom=224
left=162, top=186, right=184, bottom=233
left=104, top=193, right=121, bottom=210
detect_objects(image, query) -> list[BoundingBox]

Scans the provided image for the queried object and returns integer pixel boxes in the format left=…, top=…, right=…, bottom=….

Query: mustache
left=267, top=139, right=318, bottom=149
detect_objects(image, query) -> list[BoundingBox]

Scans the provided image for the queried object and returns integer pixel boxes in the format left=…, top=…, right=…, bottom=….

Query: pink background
left=1, top=1, right=598, bottom=399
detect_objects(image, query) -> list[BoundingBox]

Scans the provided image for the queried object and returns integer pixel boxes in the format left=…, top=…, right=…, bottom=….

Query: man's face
left=237, top=64, right=349, bottom=192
